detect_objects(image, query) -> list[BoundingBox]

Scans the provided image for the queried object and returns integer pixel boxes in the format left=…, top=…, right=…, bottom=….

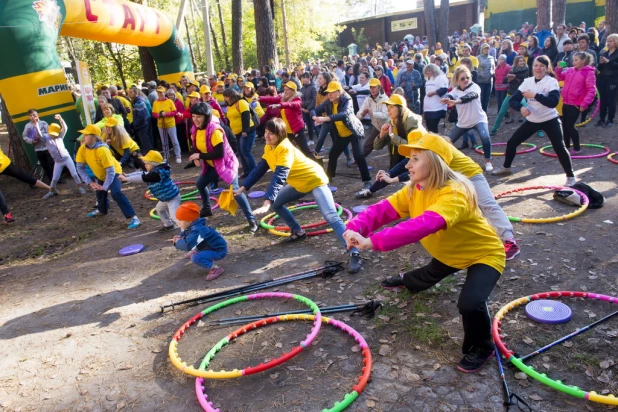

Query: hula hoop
left=168, top=292, right=321, bottom=379
left=494, top=185, right=588, bottom=223
left=575, top=88, right=600, bottom=127
left=267, top=205, right=353, bottom=237
left=540, top=144, right=611, bottom=159
left=145, top=181, right=196, bottom=201
left=492, top=291, right=618, bottom=406
left=150, top=196, right=220, bottom=220
left=608, top=152, right=618, bottom=165
left=259, top=202, right=344, bottom=231
left=474, top=142, right=537, bottom=156
left=195, top=314, right=372, bottom=412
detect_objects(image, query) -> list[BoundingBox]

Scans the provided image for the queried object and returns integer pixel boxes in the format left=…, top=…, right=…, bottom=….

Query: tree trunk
left=437, top=0, right=450, bottom=52
left=139, top=47, right=158, bottom=81
left=606, top=0, right=617, bottom=37
left=189, top=0, right=204, bottom=70
left=63, top=37, right=78, bottom=70
left=280, top=0, right=291, bottom=68
left=423, top=0, right=438, bottom=47
left=551, top=0, right=566, bottom=27
left=0, top=95, right=31, bottom=169
left=184, top=18, right=198, bottom=71
left=216, top=0, right=230, bottom=70
left=231, top=0, right=244, bottom=73
left=105, top=43, right=127, bottom=89
left=209, top=13, right=223, bottom=67
left=254, top=0, right=278, bottom=69
left=536, top=0, right=552, bottom=31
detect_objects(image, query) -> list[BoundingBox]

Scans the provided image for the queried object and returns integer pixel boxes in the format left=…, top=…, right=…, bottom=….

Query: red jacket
left=555, top=65, right=596, bottom=109
left=172, top=98, right=184, bottom=125
left=494, top=63, right=511, bottom=91
left=259, top=95, right=304, bottom=134
left=378, top=74, right=392, bottom=96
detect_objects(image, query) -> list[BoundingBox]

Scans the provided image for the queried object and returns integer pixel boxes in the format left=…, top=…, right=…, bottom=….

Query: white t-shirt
left=448, top=83, right=488, bottom=128
left=351, top=82, right=370, bottom=110
left=518, top=76, right=559, bottom=123
left=424, top=74, right=449, bottom=113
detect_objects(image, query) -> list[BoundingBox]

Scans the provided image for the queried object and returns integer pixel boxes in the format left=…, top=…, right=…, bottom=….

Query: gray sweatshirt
left=22, top=121, right=49, bottom=152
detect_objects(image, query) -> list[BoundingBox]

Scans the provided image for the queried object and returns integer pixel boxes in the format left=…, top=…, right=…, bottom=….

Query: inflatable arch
left=0, top=0, right=193, bottom=162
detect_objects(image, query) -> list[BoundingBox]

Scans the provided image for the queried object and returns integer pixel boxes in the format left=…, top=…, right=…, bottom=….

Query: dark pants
left=176, top=122, right=190, bottom=153
left=0, top=190, right=8, bottom=215
left=134, top=126, right=153, bottom=154
left=315, top=123, right=350, bottom=157
left=504, top=118, right=574, bottom=177
left=36, top=150, right=54, bottom=182
left=580, top=96, right=597, bottom=123
left=95, top=175, right=136, bottom=218
left=598, top=77, right=618, bottom=122
left=419, top=86, right=426, bottom=113
left=362, top=125, right=381, bottom=157
left=288, top=129, right=318, bottom=161
left=302, top=111, right=316, bottom=141
left=495, top=90, right=507, bottom=113
left=478, top=81, right=493, bottom=113
left=561, top=104, right=581, bottom=150
left=370, top=158, right=408, bottom=194
left=1, top=163, right=37, bottom=186
left=402, top=258, right=501, bottom=353
left=150, top=118, right=161, bottom=151
left=327, top=131, right=371, bottom=182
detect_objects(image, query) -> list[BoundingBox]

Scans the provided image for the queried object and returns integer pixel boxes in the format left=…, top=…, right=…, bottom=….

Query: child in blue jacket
left=173, top=202, right=228, bottom=280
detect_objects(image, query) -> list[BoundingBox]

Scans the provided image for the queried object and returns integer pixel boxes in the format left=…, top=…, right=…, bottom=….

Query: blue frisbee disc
left=248, top=190, right=265, bottom=199
left=119, top=244, right=145, bottom=256
left=525, top=300, right=572, bottom=324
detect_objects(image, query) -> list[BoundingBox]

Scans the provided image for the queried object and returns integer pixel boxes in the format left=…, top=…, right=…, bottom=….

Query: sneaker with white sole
left=565, top=177, right=577, bottom=187
left=127, top=217, right=141, bottom=229
left=206, top=266, right=225, bottom=281
left=87, top=210, right=103, bottom=217
left=42, top=191, right=57, bottom=200
left=77, top=187, right=87, bottom=195
left=504, top=239, right=520, bottom=261
left=175, top=157, right=182, bottom=164
left=485, top=162, right=493, bottom=172
left=354, top=188, right=373, bottom=199
left=348, top=252, right=362, bottom=273
left=491, top=166, right=512, bottom=176
left=347, top=158, right=356, bottom=167
left=457, top=347, right=495, bottom=373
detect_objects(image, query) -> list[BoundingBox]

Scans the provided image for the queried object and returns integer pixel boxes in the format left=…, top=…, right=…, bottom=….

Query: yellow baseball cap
left=369, top=78, right=381, bottom=87
left=188, top=91, right=200, bottom=98
left=78, top=124, right=101, bottom=137
left=519, top=42, right=528, bottom=49
left=244, top=82, right=255, bottom=89
left=140, top=150, right=163, bottom=165
left=284, top=81, right=297, bottom=91
left=156, top=86, right=166, bottom=92
left=200, top=85, right=211, bottom=94
left=325, top=82, right=343, bottom=93
left=382, top=94, right=407, bottom=108
left=190, top=80, right=199, bottom=88
left=104, top=117, right=119, bottom=127
left=227, top=74, right=236, bottom=80
left=48, top=123, right=62, bottom=137
left=216, top=81, right=225, bottom=86
left=398, top=132, right=453, bottom=164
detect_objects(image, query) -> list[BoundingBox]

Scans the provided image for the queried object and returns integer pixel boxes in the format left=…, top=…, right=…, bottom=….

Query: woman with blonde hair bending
left=101, top=117, right=142, bottom=169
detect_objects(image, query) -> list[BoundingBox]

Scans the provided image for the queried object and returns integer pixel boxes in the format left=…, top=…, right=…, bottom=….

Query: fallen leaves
left=378, top=345, right=392, bottom=356
left=514, top=372, right=528, bottom=380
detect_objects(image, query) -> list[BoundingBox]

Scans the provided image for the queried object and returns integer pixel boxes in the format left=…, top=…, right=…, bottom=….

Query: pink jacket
left=191, top=117, right=238, bottom=185
left=259, top=95, right=304, bottom=134
left=172, top=98, right=184, bottom=125
left=494, top=63, right=511, bottom=91
left=555, top=65, right=596, bottom=108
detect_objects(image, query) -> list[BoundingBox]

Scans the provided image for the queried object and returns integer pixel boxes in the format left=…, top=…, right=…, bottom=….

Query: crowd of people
left=1, top=18, right=616, bottom=374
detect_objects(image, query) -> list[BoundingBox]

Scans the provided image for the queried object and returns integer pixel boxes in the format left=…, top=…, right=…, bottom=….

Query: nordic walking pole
left=519, top=309, right=618, bottom=363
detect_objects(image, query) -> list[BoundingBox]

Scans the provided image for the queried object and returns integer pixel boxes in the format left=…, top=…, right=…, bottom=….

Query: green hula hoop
left=259, top=203, right=343, bottom=230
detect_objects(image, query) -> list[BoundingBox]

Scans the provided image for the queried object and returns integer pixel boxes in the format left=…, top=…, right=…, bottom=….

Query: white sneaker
left=308, top=140, right=315, bottom=146
left=78, top=187, right=87, bottom=195
left=42, top=191, right=56, bottom=200
left=175, top=157, right=182, bottom=164
left=485, top=162, right=493, bottom=172
left=565, top=177, right=577, bottom=187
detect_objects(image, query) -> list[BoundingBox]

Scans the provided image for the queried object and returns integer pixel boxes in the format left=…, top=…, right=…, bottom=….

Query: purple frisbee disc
left=119, top=244, right=145, bottom=256
left=352, top=205, right=369, bottom=214
left=328, top=185, right=337, bottom=192
left=525, top=300, right=572, bottom=324
left=248, top=190, right=265, bottom=199
left=358, top=166, right=373, bottom=171
left=210, top=187, right=223, bottom=195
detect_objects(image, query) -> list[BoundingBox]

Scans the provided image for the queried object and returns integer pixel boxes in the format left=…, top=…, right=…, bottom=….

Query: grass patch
left=572, top=352, right=600, bottom=368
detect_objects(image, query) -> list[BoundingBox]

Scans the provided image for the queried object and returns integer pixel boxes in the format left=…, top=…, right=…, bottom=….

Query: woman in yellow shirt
left=223, top=88, right=256, bottom=178
left=344, top=133, right=505, bottom=373
left=152, top=86, right=182, bottom=164
left=235, top=118, right=362, bottom=273
left=101, top=117, right=141, bottom=168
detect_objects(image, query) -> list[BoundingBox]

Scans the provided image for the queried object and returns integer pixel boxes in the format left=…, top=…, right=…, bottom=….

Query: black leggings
left=598, top=77, right=618, bottom=122
left=0, top=190, right=8, bottom=215
left=561, top=104, right=581, bottom=150
left=327, top=132, right=371, bottom=182
left=1, top=163, right=37, bottom=186
left=504, top=117, right=574, bottom=177
left=288, top=129, right=318, bottom=162
left=401, top=258, right=501, bottom=353
left=36, top=150, right=54, bottom=182
left=370, top=158, right=408, bottom=194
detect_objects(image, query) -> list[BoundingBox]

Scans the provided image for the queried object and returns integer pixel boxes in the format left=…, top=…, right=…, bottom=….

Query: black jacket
left=597, top=49, right=618, bottom=79
left=311, top=93, right=364, bottom=138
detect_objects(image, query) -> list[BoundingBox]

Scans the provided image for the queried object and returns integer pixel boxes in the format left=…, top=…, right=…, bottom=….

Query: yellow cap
left=188, top=91, right=200, bottom=98
left=78, top=124, right=102, bottom=137
left=382, top=94, right=407, bottom=108
left=284, top=81, right=297, bottom=91
left=519, top=42, right=528, bottom=48
left=140, top=150, right=163, bottom=165
left=48, top=123, right=62, bottom=137
left=369, top=78, right=381, bottom=87
left=398, top=132, right=453, bottom=164
left=104, top=116, right=119, bottom=127
left=216, top=81, right=225, bottom=86
left=325, top=82, right=343, bottom=93
left=200, top=85, right=211, bottom=94
left=156, top=86, right=166, bottom=92
left=190, top=80, right=199, bottom=88
left=244, top=82, right=255, bottom=90
left=227, top=74, right=235, bottom=80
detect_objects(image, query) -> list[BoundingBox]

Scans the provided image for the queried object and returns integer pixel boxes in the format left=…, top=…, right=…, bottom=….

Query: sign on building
left=391, top=17, right=418, bottom=32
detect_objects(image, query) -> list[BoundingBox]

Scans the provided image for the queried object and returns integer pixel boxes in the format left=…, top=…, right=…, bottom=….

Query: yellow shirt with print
left=109, top=137, right=140, bottom=157
left=387, top=181, right=505, bottom=273
left=262, top=138, right=328, bottom=193
left=76, top=144, right=123, bottom=181
left=152, top=99, right=177, bottom=129
left=227, top=99, right=254, bottom=135
left=195, top=129, right=224, bottom=167
left=332, top=103, right=352, bottom=138
left=0, top=148, right=11, bottom=173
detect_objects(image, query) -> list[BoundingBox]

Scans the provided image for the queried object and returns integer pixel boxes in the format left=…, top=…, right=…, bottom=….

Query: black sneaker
left=200, top=207, right=213, bottom=218
left=285, top=231, right=307, bottom=243
left=248, top=220, right=259, bottom=233
left=457, top=347, right=495, bottom=373
left=595, top=119, right=605, bottom=127
left=348, top=252, right=362, bottom=273
left=457, top=142, right=469, bottom=150
left=159, top=225, right=175, bottom=232
left=380, top=273, right=405, bottom=290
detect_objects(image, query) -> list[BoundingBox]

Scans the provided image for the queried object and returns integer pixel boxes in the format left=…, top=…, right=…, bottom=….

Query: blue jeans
left=237, top=130, right=256, bottom=175
left=478, top=81, right=493, bottom=113
left=196, top=168, right=255, bottom=222
left=95, top=174, right=136, bottom=218
left=315, top=123, right=350, bottom=157
left=461, top=131, right=477, bottom=146
left=191, top=248, right=227, bottom=270
left=449, top=122, right=492, bottom=159
left=271, top=184, right=357, bottom=253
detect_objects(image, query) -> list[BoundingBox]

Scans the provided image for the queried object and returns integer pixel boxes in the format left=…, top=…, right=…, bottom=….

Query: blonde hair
left=100, top=103, right=115, bottom=116
left=451, top=66, right=471, bottom=88
left=406, top=148, right=479, bottom=214
left=102, top=124, right=131, bottom=151
left=606, top=33, right=618, bottom=49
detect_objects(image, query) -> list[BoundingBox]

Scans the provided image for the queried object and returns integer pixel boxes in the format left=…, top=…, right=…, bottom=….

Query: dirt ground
left=0, top=100, right=617, bottom=412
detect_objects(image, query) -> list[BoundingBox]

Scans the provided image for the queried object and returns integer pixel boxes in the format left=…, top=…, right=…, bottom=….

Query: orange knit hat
left=176, top=202, right=201, bottom=222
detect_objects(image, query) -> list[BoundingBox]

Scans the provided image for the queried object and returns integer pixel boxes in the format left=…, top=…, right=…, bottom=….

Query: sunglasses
left=459, top=76, right=470, bottom=80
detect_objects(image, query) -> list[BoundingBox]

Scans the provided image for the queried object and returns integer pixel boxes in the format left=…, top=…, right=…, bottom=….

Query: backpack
left=553, top=183, right=604, bottom=209
left=239, top=98, right=260, bottom=127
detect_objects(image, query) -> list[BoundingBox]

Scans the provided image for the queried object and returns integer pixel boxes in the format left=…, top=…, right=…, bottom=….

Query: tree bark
left=216, top=0, right=230, bottom=70
left=105, top=43, right=127, bottom=89
left=551, top=0, right=566, bottom=27
left=536, top=0, right=552, bottom=31
left=437, top=0, right=450, bottom=52
left=138, top=47, right=158, bottom=81
left=423, top=0, right=438, bottom=47
left=184, top=18, right=198, bottom=71
left=0, top=95, right=31, bottom=169
left=606, top=0, right=617, bottom=36
left=189, top=0, right=204, bottom=70
left=254, top=0, right=278, bottom=69
left=209, top=12, right=223, bottom=67
left=231, top=0, right=244, bottom=73
left=280, top=0, right=291, bottom=68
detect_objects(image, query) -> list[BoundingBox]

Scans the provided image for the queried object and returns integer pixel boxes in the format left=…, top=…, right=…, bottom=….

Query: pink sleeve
left=259, top=96, right=281, bottom=105
left=555, top=67, right=565, bottom=81
left=369, top=211, right=447, bottom=252
left=581, top=70, right=596, bottom=108
left=280, top=99, right=302, bottom=109
left=346, top=199, right=402, bottom=237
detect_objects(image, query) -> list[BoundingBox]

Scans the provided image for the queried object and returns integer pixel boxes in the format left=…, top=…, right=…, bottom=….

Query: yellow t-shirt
left=195, top=129, right=224, bottom=167
left=246, top=96, right=265, bottom=117
left=76, top=144, right=123, bottom=181
left=94, top=114, right=124, bottom=131
left=0, top=148, right=11, bottom=173
left=109, top=137, right=140, bottom=157
left=213, top=92, right=225, bottom=104
left=456, top=55, right=479, bottom=68
left=387, top=181, right=505, bottom=273
left=262, top=138, right=328, bottom=193
left=332, top=103, right=352, bottom=138
left=152, top=99, right=177, bottom=129
left=227, top=99, right=254, bottom=135
left=448, top=145, right=483, bottom=178
left=280, top=110, right=293, bottom=134
left=116, top=95, right=133, bottom=124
